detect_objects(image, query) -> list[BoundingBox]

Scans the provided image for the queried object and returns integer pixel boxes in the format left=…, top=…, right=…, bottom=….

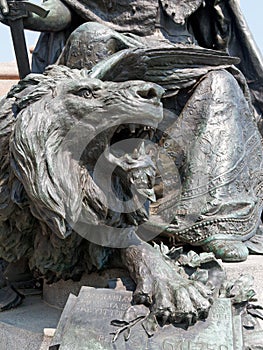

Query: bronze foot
left=202, top=240, right=249, bottom=262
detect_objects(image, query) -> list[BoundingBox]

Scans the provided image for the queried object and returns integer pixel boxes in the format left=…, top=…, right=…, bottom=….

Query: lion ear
left=17, top=84, right=55, bottom=110
left=7, top=65, right=89, bottom=111
left=7, top=74, right=56, bottom=111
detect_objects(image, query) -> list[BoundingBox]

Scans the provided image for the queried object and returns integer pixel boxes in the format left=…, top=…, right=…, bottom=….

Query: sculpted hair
left=0, top=65, right=107, bottom=242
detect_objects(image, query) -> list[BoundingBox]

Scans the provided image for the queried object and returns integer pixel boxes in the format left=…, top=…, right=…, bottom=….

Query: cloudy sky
left=0, top=0, right=262, bottom=62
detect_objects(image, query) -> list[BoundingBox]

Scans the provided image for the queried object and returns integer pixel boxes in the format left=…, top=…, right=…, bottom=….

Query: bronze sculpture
left=0, top=65, right=213, bottom=325
left=0, top=0, right=263, bottom=332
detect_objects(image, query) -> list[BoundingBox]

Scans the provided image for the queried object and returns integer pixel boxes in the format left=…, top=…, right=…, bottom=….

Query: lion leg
left=121, top=242, right=213, bottom=326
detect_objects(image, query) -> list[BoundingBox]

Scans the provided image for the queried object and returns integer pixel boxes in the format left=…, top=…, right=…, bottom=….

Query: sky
left=0, top=0, right=262, bottom=63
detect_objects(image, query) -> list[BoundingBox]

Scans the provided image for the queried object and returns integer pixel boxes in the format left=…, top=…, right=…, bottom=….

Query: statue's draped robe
left=151, top=68, right=263, bottom=246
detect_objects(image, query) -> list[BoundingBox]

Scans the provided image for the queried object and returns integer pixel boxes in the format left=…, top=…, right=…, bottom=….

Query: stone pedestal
left=0, top=257, right=262, bottom=349
left=43, top=268, right=130, bottom=309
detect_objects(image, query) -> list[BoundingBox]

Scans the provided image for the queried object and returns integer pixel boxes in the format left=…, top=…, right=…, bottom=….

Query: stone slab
left=50, top=294, right=78, bottom=350
left=52, top=287, right=243, bottom=350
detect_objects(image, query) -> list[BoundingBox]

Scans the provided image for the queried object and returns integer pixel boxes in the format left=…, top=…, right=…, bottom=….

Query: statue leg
left=159, top=69, right=263, bottom=261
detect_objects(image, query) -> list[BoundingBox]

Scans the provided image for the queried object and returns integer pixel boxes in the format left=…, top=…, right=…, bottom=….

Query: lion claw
left=122, top=243, right=213, bottom=328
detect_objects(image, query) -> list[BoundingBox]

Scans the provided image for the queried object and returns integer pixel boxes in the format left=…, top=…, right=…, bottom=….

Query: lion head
left=0, top=65, right=163, bottom=280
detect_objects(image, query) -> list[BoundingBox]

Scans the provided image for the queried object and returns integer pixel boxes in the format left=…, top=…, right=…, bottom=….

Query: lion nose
left=136, top=84, right=164, bottom=101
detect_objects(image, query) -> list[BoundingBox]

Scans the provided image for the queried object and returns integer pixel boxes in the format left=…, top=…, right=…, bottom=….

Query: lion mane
left=0, top=65, right=162, bottom=281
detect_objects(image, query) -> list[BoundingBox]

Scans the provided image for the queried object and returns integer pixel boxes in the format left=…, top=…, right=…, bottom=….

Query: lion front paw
left=122, top=243, right=213, bottom=327
left=134, top=270, right=212, bottom=326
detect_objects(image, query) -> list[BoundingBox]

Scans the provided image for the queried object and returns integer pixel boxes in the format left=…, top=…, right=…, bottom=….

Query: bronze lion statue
left=0, top=65, right=214, bottom=325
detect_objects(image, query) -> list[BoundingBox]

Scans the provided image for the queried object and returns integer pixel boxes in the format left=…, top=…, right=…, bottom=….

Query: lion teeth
left=116, top=125, right=125, bottom=133
left=138, top=141, right=146, bottom=155
left=129, top=124, right=136, bottom=134
left=137, top=188, right=156, bottom=202
left=132, top=148, right=139, bottom=159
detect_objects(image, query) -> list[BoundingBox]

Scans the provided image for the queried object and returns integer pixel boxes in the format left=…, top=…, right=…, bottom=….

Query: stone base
left=51, top=288, right=243, bottom=350
left=0, top=295, right=61, bottom=350
left=0, top=257, right=262, bottom=350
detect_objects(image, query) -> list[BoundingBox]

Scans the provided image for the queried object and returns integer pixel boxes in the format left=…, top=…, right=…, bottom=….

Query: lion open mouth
left=111, top=124, right=156, bottom=145
left=109, top=123, right=156, bottom=155
left=102, top=123, right=158, bottom=203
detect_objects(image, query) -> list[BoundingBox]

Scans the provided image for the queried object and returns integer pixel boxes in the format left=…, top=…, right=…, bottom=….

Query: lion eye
left=76, top=88, right=93, bottom=98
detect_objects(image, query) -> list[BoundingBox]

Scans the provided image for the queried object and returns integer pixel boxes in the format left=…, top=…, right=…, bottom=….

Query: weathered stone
left=44, top=329, right=56, bottom=337
left=0, top=255, right=262, bottom=349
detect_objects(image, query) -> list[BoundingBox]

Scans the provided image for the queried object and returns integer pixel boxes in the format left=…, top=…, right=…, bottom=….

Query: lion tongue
left=104, top=142, right=157, bottom=203
left=136, top=187, right=156, bottom=202
left=129, top=142, right=157, bottom=202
